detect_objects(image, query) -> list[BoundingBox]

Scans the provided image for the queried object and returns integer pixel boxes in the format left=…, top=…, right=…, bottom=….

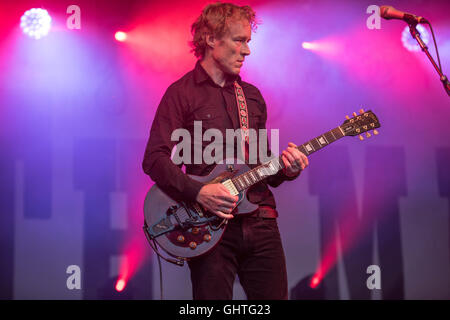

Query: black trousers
left=187, top=216, right=288, bottom=300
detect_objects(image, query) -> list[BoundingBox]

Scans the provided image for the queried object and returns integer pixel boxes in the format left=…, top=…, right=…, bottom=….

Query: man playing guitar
left=143, top=2, right=308, bottom=299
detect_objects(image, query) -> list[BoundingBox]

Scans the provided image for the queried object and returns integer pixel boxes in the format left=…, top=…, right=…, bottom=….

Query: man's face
left=211, top=19, right=252, bottom=76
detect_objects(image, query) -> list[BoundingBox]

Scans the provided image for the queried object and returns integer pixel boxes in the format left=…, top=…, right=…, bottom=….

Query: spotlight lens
left=115, top=31, right=127, bottom=42
left=302, top=41, right=319, bottom=51
left=20, top=8, right=51, bottom=40
left=302, top=42, right=312, bottom=49
left=115, top=279, right=126, bottom=292
left=401, top=25, right=429, bottom=52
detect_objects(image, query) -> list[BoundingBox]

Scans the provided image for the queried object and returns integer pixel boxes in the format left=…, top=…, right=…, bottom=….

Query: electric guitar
left=143, top=109, right=380, bottom=261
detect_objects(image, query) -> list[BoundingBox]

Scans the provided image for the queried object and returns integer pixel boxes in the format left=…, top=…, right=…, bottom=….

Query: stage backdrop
left=0, top=0, right=449, bottom=299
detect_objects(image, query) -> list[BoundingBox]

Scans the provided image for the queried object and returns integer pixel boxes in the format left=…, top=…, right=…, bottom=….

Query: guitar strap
left=233, top=81, right=250, bottom=162
left=234, top=81, right=278, bottom=219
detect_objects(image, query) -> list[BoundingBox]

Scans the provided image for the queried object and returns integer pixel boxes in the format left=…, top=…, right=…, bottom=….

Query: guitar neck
left=230, top=125, right=346, bottom=192
left=296, top=125, right=346, bottom=157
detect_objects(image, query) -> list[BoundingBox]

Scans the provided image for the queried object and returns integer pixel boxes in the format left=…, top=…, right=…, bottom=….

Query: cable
left=426, top=22, right=442, bottom=73
left=143, top=222, right=185, bottom=300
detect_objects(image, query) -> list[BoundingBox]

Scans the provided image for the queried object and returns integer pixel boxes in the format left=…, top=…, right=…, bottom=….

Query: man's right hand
left=196, top=184, right=238, bottom=219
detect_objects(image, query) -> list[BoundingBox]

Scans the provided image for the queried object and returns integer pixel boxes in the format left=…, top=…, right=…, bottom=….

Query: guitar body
left=144, top=161, right=258, bottom=260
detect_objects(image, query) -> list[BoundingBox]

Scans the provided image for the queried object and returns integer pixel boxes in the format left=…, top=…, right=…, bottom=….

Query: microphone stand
left=409, top=23, right=450, bottom=97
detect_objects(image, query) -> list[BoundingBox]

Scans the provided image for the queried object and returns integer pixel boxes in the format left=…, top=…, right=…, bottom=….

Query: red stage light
left=115, top=279, right=126, bottom=292
left=115, top=31, right=127, bottom=42
left=310, top=274, right=322, bottom=289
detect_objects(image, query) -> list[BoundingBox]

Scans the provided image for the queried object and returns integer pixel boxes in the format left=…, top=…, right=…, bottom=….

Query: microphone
left=380, top=5, right=428, bottom=24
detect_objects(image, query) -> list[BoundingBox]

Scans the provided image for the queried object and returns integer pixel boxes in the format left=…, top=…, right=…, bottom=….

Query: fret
left=240, top=177, right=247, bottom=189
left=259, top=166, right=266, bottom=177
left=276, top=157, right=284, bottom=170
left=251, top=171, right=258, bottom=183
left=324, top=131, right=336, bottom=143
left=242, top=172, right=252, bottom=186
left=252, top=169, right=261, bottom=182
left=317, top=135, right=328, bottom=146
left=239, top=177, right=246, bottom=189
left=255, top=168, right=264, bottom=181
left=235, top=177, right=241, bottom=190
left=319, top=134, right=330, bottom=145
left=248, top=173, right=254, bottom=184
left=267, top=162, right=275, bottom=174
left=247, top=172, right=255, bottom=184
left=256, top=168, right=265, bottom=179
left=250, top=170, right=258, bottom=182
left=277, top=157, right=285, bottom=170
left=298, top=144, right=309, bottom=156
left=251, top=171, right=256, bottom=183
left=332, top=127, right=344, bottom=138
left=259, top=167, right=266, bottom=177
left=310, top=138, right=322, bottom=151
left=303, top=143, right=314, bottom=154
left=237, top=177, right=244, bottom=189
left=235, top=177, right=243, bottom=190
left=270, top=158, right=281, bottom=172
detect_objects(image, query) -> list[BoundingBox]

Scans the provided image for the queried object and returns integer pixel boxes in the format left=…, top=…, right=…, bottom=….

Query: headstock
left=340, top=109, right=380, bottom=140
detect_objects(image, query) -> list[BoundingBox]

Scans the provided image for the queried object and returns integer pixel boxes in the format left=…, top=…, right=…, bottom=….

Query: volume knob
left=189, top=241, right=197, bottom=250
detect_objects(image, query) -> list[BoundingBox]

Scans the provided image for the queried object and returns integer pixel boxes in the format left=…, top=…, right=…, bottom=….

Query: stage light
left=302, top=42, right=316, bottom=50
left=115, top=279, right=126, bottom=292
left=401, top=25, right=430, bottom=52
left=115, top=31, right=127, bottom=42
left=20, top=8, right=52, bottom=40
left=301, top=41, right=337, bottom=54
left=309, top=273, right=322, bottom=289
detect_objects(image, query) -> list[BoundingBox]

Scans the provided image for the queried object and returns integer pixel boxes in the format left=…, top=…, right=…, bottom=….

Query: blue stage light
left=20, top=8, right=52, bottom=39
left=401, top=25, right=430, bottom=52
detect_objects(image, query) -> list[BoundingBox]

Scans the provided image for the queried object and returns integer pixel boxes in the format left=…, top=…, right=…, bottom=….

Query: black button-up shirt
left=142, top=61, right=295, bottom=211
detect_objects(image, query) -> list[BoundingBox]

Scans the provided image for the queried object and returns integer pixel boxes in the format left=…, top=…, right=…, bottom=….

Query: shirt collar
left=194, top=60, right=242, bottom=88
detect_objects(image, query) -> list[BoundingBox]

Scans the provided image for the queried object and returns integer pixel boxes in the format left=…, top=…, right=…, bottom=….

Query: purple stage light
left=20, top=8, right=52, bottom=40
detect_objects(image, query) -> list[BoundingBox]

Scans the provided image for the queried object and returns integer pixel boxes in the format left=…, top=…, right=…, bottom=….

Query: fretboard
left=230, top=126, right=345, bottom=192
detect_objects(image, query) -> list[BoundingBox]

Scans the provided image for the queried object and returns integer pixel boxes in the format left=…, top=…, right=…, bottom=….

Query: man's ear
left=205, top=34, right=215, bottom=49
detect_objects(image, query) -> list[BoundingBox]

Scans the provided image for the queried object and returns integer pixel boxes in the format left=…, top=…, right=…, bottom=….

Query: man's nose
left=241, top=42, right=250, bottom=56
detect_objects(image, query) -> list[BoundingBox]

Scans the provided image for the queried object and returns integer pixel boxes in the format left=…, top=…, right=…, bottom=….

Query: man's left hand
left=281, top=142, right=309, bottom=177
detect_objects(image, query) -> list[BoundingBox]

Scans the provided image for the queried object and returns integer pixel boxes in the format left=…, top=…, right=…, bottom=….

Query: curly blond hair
left=190, top=2, right=259, bottom=59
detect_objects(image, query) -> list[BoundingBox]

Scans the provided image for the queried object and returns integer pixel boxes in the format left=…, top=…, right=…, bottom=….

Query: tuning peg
left=359, top=108, right=364, bottom=114
left=352, top=112, right=357, bottom=117
left=366, top=132, right=371, bottom=138
left=345, top=115, right=350, bottom=120
left=359, top=135, right=364, bottom=141
left=373, top=129, right=379, bottom=135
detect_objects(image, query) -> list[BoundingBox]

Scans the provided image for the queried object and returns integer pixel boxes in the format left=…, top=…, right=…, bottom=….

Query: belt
left=247, top=206, right=278, bottom=219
